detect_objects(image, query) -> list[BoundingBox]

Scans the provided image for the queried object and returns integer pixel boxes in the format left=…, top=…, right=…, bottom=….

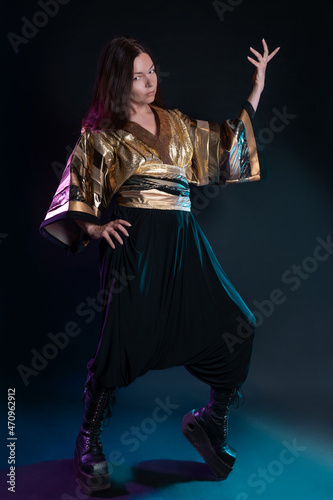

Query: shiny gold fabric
left=40, top=103, right=263, bottom=251
left=118, top=187, right=191, bottom=211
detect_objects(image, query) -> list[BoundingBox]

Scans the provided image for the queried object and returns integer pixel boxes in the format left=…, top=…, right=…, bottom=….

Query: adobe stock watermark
left=106, top=396, right=180, bottom=475
left=235, top=438, right=307, bottom=499
left=7, top=0, right=71, bottom=54
left=213, top=0, right=243, bottom=22
left=191, top=184, right=224, bottom=216
left=190, top=104, right=296, bottom=216
left=17, top=267, right=135, bottom=386
left=59, top=395, right=180, bottom=500
left=257, top=106, right=297, bottom=151
left=155, top=63, right=170, bottom=84
left=0, top=233, right=9, bottom=244
left=223, top=233, right=333, bottom=353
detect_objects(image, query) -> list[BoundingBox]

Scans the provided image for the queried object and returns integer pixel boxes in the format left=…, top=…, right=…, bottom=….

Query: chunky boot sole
left=74, top=447, right=110, bottom=495
left=182, top=410, right=235, bottom=479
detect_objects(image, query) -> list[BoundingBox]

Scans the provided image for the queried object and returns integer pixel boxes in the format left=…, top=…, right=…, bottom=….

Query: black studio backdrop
left=1, top=0, right=332, bottom=464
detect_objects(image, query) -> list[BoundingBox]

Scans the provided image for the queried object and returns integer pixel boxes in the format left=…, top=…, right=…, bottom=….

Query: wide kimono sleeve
left=39, top=127, right=114, bottom=253
left=175, top=101, right=267, bottom=186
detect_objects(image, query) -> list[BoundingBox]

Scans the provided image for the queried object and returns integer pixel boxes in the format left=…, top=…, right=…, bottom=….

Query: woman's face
left=129, top=52, right=157, bottom=107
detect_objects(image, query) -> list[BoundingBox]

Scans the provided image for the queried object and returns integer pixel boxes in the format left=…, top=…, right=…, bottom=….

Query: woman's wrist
left=253, top=82, right=264, bottom=93
left=74, top=219, right=99, bottom=237
left=247, top=84, right=264, bottom=113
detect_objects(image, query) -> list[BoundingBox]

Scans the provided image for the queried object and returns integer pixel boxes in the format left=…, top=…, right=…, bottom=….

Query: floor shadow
left=132, top=459, right=223, bottom=486
left=0, top=459, right=127, bottom=500
left=0, top=457, right=221, bottom=500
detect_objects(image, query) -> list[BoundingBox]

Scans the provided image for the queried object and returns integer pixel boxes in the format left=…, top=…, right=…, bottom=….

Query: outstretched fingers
left=262, top=38, right=269, bottom=56
left=249, top=46, right=263, bottom=61
left=267, top=46, right=280, bottom=62
left=247, top=56, right=261, bottom=68
left=262, top=38, right=280, bottom=61
left=248, top=39, right=280, bottom=67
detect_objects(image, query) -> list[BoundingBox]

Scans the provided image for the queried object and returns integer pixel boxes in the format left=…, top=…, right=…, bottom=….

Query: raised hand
left=247, top=38, right=280, bottom=91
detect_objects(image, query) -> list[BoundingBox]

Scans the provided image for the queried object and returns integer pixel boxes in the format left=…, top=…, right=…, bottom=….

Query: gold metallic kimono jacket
left=40, top=101, right=266, bottom=253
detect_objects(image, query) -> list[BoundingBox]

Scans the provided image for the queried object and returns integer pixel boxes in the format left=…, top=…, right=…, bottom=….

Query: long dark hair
left=82, top=35, right=165, bottom=131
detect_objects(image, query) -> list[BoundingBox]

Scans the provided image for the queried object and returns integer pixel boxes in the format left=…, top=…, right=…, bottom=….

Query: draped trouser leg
left=184, top=320, right=255, bottom=391
left=83, top=205, right=256, bottom=391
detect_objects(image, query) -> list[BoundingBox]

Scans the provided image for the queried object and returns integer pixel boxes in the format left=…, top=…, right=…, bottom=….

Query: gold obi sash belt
left=117, top=175, right=191, bottom=211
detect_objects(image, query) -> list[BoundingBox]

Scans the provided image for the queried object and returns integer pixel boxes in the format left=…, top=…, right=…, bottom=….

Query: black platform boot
left=182, top=387, right=238, bottom=479
left=74, top=377, right=115, bottom=495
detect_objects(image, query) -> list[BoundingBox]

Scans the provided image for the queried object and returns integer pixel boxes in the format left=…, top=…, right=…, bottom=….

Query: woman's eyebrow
left=134, top=63, right=154, bottom=75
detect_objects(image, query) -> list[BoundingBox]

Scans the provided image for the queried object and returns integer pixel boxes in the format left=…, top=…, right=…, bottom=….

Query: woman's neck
left=128, top=102, right=153, bottom=121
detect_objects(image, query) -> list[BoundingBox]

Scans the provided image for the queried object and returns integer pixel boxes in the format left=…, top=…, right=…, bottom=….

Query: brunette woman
left=40, top=35, right=279, bottom=494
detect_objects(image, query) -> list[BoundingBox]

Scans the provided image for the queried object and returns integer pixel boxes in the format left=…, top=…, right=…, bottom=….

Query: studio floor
left=1, top=367, right=332, bottom=500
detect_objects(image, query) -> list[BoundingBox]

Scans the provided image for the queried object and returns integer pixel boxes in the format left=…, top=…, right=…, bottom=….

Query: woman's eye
left=134, top=76, right=140, bottom=80
left=150, top=69, right=155, bottom=74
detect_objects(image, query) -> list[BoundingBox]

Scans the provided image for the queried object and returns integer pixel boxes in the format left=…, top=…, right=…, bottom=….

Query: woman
left=40, top=35, right=279, bottom=494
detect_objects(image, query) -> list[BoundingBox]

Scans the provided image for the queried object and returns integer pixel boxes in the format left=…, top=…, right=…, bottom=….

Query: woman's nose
left=145, top=75, right=154, bottom=87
